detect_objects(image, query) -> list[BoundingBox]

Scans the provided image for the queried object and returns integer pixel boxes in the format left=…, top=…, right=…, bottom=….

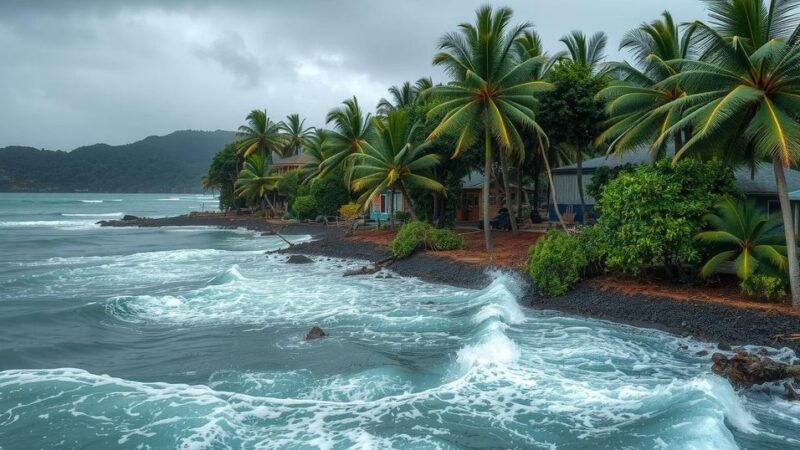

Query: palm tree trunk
left=576, top=146, right=588, bottom=224
left=262, top=193, right=278, bottom=216
left=773, top=157, right=800, bottom=307
left=542, top=147, right=568, bottom=231
left=516, top=168, right=523, bottom=225
left=398, top=182, right=419, bottom=221
left=483, top=127, right=493, bottom=253
left=499, top=151, right=518, bottom=231
left=532, top=158, right=542, bottom=220
left=389, top=188, right=396, bottom=231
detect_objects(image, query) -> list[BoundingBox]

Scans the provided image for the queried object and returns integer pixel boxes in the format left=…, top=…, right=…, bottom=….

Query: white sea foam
left=61, top=212, right=124, bottom=218
left=80, top=200, right=103, bottom=203
left=0, top=220, right=99, bottom=230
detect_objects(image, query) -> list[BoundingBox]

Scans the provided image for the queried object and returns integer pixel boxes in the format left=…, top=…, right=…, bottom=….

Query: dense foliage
left=426, top=229, right=467, bottom=252
left=596, top=160, right=739, bottom=278
left=389, top=221, right=432, bottom=259
left=527, top=230, right=587, bottom=296
left=292, top=195, right=317, bottom=220
left=740, top=275, right=787, bottom=303
left=0, top=130, right=235, bottom=193
left=204, top=142, right=240, bottom=211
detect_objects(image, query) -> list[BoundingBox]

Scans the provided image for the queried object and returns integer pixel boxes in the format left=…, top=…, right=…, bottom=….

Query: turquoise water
left=1, top=193, right=798, bottom=449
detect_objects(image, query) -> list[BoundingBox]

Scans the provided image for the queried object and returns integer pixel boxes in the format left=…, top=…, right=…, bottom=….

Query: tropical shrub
left=389, top=221, right=431, bottom=259
left=277, top=172, right=300, bottom=206
left=527, top=230, right=587, bottom=296
left=577, top=225, right=608, bottom=276
left=308, top=174, right=349, bottom=217
left=596, top=159, right=738, bottom=278
left=696, top=198, right=787, bottom=282
left=740, top=275, right=787, bottom=303
left=426, top=229, right=466, bottom=252
left=394, top=211, right=412, bottom=225
left=292, top=195, right=317, bottom=220
left=338, top=203, right=360, bottom=219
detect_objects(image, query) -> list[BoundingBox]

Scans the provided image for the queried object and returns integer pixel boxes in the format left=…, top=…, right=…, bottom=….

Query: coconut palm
left=559, top=31, right=609, bottom=74
left=319, top=97, right=374, bottom=185
left=279, top=114, right=314, bottom=157
left=427, top=5, right=551, bottom=250
left=597, top=11, right=697, bottom=156
left=696, top=198, right=787, bottom=281
left=376, top=78, right=434, bottom=116
left=236, top=109, right=285, bottom=161
left=234, top=153, right=280, bottom=215
left=659, top=0, right=800, bottom=305
left=298, top=128, right=329, bottom=182
left=351, top=110, right=445, bottom=229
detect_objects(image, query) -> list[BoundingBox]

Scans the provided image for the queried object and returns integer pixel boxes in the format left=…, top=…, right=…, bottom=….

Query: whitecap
left=61, top=212, right=124, bottom=218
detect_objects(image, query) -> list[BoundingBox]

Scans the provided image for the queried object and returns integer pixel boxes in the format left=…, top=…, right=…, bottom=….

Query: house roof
left=460, top=170, right=535, bottom=190
left=273, top=153, right=313, bottom=166
left=552, top=147, right=800, bottom=196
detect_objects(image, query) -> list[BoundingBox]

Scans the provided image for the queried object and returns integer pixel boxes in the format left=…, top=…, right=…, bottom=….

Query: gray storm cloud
left=0, top=0, right=707, bottom=150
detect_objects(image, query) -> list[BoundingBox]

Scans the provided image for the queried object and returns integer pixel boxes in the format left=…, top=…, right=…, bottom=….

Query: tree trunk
left=773, top=157, right=800, bottom=307
left=483, top=128, right=493, bottom=253
left=532, top=158, right=542, bottom=221
left=399, top=182, right=419, bottom=221
left=262, top=192, right=278, bottom=216
left=389, top=188, right=396, bottom=231
left=542, top=147, right=568, bottom=231
left=576, top=146, right=588, bottom=224
left=432, top=192, right=442, bottom=228
left=674, top=131, right=684, bottom=154
left=516, top=167, right=523, bottom=226
left=499, top=151, right=518, bottom=231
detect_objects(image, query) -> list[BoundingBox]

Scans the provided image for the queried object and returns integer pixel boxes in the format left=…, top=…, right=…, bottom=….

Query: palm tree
left=279, top=114, right=314, bottom=157
left=427, top=5, right=551, bottom=251
left=299, top=128, right=329, bottom=182
left=234, top=153, right=280, bottom=215
left=236, top=109, right=285, bottom=161
left=559, top=31, right=608, bottom=74
left=319, top=97, right=374, bottom=186
left=597, top=11, right=697, bottom=156
left=376, top=78, right=433, bottom=116
left=351, top=110, right=445, bottom=229
left=696, top=198, right=787, bottom=281
left=658, top=0, right=800, bottom=305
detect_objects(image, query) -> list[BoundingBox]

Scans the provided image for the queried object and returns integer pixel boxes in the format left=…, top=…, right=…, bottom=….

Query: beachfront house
left=368, top=190, right=409, bottom=221
left=548, top=148, right=800, bottom=231
left=454, top=171, right=533, bottom=222
left=272, top=153, right=313, bottom=214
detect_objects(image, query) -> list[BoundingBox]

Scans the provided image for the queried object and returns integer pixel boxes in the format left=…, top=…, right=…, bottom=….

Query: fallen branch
left=343, top=256, right=395, bottom=277
left=711, top=351, right=800, bottom=394
left=263, top=223, right=295, bottom=247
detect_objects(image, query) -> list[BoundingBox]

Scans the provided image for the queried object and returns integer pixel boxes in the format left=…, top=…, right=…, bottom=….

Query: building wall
left=369, top=191, right=406, bottom=221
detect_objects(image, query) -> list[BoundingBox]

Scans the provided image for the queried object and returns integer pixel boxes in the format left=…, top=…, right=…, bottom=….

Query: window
left=379, top=194, right=387, bottom=213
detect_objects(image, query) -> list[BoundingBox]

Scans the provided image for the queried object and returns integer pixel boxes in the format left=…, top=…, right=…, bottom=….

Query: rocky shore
left=100, top=214, right=800, bottom=353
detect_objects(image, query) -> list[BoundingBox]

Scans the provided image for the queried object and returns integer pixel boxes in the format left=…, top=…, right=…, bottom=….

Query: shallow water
left=1, top=193, right=799, bottom=449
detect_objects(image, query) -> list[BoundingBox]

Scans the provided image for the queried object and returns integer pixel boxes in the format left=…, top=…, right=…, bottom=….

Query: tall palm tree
left=299, top=128, right=329, bottom=182
left=658, top=0, right=800, bottom=305
left=597, top=11, right=697, bottom=156
left=351, top=110, right=445, bottom=229
left=279, top=114, right=314, bottom=157
left=236, top=109, right=285, bottom=161
left=234, top=153, right=280, bottom=215
left=696, top=198, right=787, bottom=281
left=376, top=78, right=433, bottom=116
left=427, top=5, right=551, bottom=251
left=319, top=97, right=374, bottom=186
left=559, top=31, right=609, bottom=74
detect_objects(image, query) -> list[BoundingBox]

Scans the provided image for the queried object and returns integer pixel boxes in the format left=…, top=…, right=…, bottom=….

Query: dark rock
left=305, top=326, right=326, bottom=340
left=718, top=342, right=732, bottom=351
left=712, top=351, right=800, bottom=389
left=122, top=215, right=140, bottom=221
left=286, top=255, right=314, bottom=264
left=261, top=231, right=276, bottom=236
left=696, top=350, right=709, bottom=357
left=678, top=344, right=689, bottom=351
left=785, top=383, right=800, bottom=401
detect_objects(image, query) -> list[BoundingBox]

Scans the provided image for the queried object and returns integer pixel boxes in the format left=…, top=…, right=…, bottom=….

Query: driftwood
left=343, top=256, right=396, bottom=277
left=711, top=351, right=800, bottom=398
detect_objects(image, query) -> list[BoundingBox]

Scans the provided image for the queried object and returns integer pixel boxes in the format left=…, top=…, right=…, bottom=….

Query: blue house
left=548, top=148, right=800, bottom=231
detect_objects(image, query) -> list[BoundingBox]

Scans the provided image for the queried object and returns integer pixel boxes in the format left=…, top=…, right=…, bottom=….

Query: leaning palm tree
left=298, top=128, right=330, bottom=182
left=236, top=109, right=285, bottom=161
left=351, top=110, right=445, bottom=230
left=319, top=97, right=374, bottom=185
left=427, top=5, right=552, bottom=251
left=279, top=114, right=314, bottom=157
left=597, top=11, right=697, bottom=156
left=696, top=198, right=788, bottom=281
left=658, top=0, right=800, bottom=305
left=234, top=153, right=280, bottom=215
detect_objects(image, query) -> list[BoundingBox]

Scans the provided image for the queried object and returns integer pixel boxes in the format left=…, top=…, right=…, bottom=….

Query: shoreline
left=100, top=214, right=800, bottom=353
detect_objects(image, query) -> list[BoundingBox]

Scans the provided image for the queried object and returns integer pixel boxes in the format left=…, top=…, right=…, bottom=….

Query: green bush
left=292, top=195, right=317, bottom=220
left=389, top=221, right=431, bottom=259
left=426, top=229, right=466, bottom=251
left=394, top=211, right=412, bottom=225
left=577, top=225, right=608, bottom=276
left=740, top=275, right=787, bottom=302
left=527, top=230, right=587, bottom=296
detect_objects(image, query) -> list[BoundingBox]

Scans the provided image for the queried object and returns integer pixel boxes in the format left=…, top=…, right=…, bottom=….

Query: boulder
left=286, top=255, right=313, bottom=264
left=305, top=326, right=326, bottom=340
left=121, top=215, right=140, bottom=221
left=711, top=350, right=800, bottom=390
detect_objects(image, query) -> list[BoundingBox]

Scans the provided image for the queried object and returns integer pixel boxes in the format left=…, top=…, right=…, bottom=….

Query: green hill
left=0, top=130, right=236, bottom=193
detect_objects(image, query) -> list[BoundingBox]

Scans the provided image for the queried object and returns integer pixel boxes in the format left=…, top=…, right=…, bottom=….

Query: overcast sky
left=0, top=0, right=709, bottom=150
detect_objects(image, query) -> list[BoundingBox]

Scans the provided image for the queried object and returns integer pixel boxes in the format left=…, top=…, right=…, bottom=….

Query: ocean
left=0, top=193, right=798, bottom=449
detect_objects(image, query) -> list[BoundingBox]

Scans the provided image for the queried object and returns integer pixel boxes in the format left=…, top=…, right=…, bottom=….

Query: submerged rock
left=305, top=326, right=326, bottom=340
left=286, top=255, right=313, bottom=264
left=711, top=351, right=800, bottom=392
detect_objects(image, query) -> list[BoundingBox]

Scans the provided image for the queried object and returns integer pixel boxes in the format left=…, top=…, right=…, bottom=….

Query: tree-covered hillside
left=0, top=130, right=236, bottom=193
